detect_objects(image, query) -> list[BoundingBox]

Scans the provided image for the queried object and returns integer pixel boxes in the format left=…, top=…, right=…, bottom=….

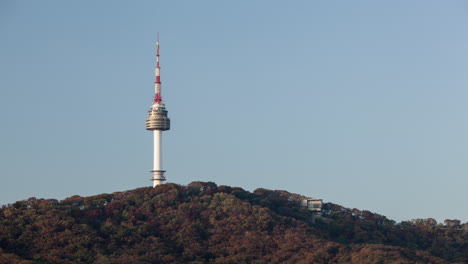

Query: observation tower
left=145, top=36, right=170, bottom=187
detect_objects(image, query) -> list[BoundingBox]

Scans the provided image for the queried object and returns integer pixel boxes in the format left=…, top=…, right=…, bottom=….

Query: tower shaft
left=151, top=130, right=164, bottom=187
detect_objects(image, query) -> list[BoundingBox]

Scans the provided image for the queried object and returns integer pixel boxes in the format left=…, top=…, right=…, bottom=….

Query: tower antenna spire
left=154, top=33, right=162, bottom=104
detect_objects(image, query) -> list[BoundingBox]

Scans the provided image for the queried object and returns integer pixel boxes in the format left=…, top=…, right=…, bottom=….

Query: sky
left=1, top=0, right=467, bottom=223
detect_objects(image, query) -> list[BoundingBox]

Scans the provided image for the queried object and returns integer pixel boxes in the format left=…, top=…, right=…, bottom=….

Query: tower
left=145, top=36, right=170, bottom=187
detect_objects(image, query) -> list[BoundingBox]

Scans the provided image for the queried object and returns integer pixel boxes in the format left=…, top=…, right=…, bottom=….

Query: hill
left=0, top=182, right=466, bottom=263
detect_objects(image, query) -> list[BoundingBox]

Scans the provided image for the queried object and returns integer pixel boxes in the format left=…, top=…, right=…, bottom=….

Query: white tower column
left=152, top=130, right=164, bottom=187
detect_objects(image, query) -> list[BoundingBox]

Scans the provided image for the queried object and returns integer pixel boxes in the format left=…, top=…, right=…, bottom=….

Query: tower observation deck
left=145, top=36, right=170, bottom=187
left=145, top=105, right=170, bottom=131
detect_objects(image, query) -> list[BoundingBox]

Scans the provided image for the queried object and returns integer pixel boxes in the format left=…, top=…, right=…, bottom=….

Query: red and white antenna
left=153, top=33, right=162, bottom=104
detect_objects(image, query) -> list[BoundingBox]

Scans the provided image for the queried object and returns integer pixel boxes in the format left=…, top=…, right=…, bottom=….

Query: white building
left=301, top=198, right=323, bottom=212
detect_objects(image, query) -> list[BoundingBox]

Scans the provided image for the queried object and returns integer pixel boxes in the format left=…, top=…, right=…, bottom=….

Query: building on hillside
left=301, top=198, right=323, bottom=212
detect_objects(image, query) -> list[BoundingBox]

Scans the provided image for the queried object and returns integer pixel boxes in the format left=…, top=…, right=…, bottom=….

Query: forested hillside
left=0, top=182, right=466, bottom=263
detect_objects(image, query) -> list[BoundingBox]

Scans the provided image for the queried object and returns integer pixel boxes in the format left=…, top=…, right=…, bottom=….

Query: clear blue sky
left=1, top=0, right=467, bottom=223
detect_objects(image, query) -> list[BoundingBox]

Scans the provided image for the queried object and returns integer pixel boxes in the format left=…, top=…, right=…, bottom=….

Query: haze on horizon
left=0, top=0, right=467, bottom=223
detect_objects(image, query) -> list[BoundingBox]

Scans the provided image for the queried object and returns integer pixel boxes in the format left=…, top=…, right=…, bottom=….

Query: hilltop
left=0, top=182, right=466, bottom=263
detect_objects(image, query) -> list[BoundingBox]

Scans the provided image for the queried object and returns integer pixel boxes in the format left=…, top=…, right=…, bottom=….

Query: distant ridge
left=0, top=182, right=466, bottom=263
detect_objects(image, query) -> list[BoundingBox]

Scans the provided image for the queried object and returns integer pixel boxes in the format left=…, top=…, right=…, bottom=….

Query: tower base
left=151, top=170, right=166, bottom=187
